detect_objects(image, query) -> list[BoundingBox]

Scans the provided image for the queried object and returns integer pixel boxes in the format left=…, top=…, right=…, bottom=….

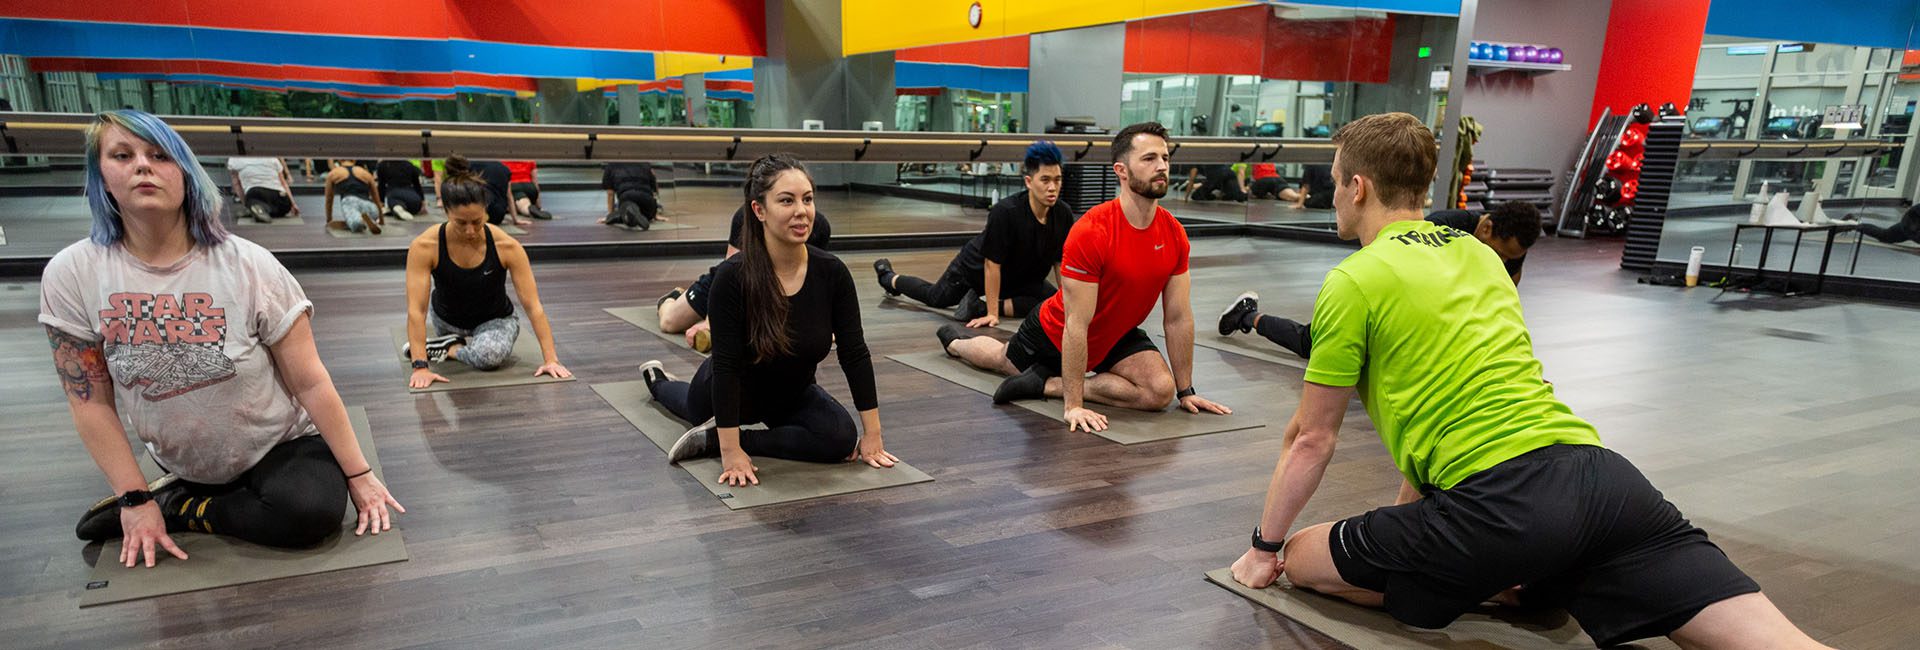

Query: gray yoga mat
left=232, top=215, right=307, bottom=226
left=591, top=380, right=933, bottom=510
left=1203, top=569, right=1675, bottom=649
left=324, top=224, right=411, bottom=238
left=500, top=224, right=528, bottom=235
left=605, top=220, right=698, bottom=232
left=887, top=350, right=1264, bottom=445
left=388, top=326, right=575, bottom=393
left=604, top=305, right=703, bottom=354
left=80, top=407, right=408, bottom=607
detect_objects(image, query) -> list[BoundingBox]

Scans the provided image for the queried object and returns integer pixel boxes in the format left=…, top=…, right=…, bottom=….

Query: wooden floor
left=2, top=233, right=1918, bottom=648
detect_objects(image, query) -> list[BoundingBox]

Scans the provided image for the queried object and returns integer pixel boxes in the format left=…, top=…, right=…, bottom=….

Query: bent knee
left=1141, top=374, right=1177, bottom=410
left=1279, top=523, right=1343, bottom=591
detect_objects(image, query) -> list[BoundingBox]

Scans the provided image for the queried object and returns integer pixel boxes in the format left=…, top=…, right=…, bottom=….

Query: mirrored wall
left=0, top=3, right=1458, bottom=260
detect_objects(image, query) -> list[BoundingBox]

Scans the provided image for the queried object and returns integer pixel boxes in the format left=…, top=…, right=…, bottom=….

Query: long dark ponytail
left=440, top=154, right=491, bottom=210
left=738, top=154, right=812, bottom=362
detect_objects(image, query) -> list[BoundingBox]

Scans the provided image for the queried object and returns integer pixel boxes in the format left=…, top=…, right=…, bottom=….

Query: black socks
left=993, top=366, right=1049, bottom=404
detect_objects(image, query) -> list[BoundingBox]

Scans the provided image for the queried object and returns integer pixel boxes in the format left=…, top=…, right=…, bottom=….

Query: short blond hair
left=1330, top=112, right=1437, bottom=211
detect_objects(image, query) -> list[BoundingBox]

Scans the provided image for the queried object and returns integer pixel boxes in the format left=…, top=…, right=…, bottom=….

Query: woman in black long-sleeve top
left=641, top=154, right=899, bottom=487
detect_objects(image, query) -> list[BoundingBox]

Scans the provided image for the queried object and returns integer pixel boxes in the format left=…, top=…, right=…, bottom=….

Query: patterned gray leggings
left=429, top=311, right=520, bottom=370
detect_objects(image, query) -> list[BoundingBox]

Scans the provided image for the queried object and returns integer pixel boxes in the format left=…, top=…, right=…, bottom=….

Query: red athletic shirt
left=1039, top=199, right=1190, bottom=362
left=1251, top=163, right=1279, bottom=180
left=504, top=161, right=536, bottom=184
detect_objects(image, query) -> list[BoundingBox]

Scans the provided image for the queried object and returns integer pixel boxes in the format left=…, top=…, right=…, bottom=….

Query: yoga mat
left=604, top=305, right=703, bottom=354
left=606, top=220, right=698, bottom=233
left=887, top=350, right=1264, bottom=445
left=1183, top=333, right=1308, bottom=371
left=232, top=215, right=307, bottom=227
left=387, top=326, right=575, bottom=393
left=590, top=381, right=932, bottom=510
left=1203, top=569, right=1674, bottom=649
left=324, top=224, right=410, bottom=238
left=80, top=407, right=407, bottom=607
left=500, top=224, right=528, bottom=235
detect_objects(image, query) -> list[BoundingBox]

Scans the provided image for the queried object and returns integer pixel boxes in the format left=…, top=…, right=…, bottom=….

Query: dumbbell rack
left=1620, top=116, right=1685, bottom=271
left=1462, top=164, right=1555, bottom=214
left=1555, top=111, right=1632, bottom=237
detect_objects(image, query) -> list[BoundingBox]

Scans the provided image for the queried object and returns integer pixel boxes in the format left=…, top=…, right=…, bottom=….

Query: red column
left=1587, top=0, right=1712, bottom=128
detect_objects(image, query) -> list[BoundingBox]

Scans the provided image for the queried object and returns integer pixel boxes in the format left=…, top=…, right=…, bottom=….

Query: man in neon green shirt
left=1227, top=113, right=1827, bottom=649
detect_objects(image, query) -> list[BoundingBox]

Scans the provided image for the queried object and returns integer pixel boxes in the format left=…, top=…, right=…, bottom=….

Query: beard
left=1127, top=174, right=1168, bottom=200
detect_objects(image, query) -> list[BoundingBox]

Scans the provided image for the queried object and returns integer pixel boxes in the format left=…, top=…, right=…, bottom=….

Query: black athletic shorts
left=1327, top=444, right=1759, bottom=647
left=511, top=182, right=540, bottom=202
left=685, top=266, right=719, bottom=318
left=1005, top=311, right=1159, bottom=377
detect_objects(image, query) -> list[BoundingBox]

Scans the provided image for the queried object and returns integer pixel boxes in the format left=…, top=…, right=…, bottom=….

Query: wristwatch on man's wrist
left=411, top=359, right=430, bottom=370
left=1251, top=526, right=1284, bottom=553
left=119, top=489, right=154, bottom=508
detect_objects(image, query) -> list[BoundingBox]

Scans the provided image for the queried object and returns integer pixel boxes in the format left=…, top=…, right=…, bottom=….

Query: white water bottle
left=1685, top=246, right=1705, bottom=287
left=1749, top=181, right=1769, bottom=224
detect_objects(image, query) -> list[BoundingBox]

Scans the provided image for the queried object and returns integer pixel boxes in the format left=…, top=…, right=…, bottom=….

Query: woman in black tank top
left=324, top=160, right=384, bottom=234
left=401, top=156, right=572, bottom=389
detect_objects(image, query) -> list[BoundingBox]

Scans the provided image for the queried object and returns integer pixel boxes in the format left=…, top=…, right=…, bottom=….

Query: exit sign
left=1418, top=46, right=1432, bottom=59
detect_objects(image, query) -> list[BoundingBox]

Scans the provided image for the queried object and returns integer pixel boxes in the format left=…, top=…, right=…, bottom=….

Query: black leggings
left=171, top=436, right=347, bottom=548
left=1249, top=177, right=1289, bottom=200
left=894, top=257, right=1055, bottom=316
left=385, top=187, right=424, bottom=214
left=648, top=357, right=858, bottom=463
left=619, top=189, right=660, bottom=222
left=243, top=187, right=293, bottom=218
left=1859, top=205, right=1920, bottom=244
left=1190, top=172, right=1247, bottom=202
left=1256, top=314, right=1313, bottom=359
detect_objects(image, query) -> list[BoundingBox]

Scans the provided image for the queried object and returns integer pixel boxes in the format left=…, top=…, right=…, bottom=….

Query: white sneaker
left=667, top=418, right=716, bottom=464
left=391, top=205, right=414, bottom=221
left=1761, top=191, right=1806, bottom=226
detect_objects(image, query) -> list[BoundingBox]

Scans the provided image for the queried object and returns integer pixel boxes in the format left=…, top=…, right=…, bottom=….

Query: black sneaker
left=936, top=323, right=979, bottom=357
left=639, top=360, right=677, bottom=393
left=952, top=290, right=986, bottom=321
left=76, top=475, right=189, bottom=541
left=667, top=418, right=717, bottom=464
left=657, top=288, right=684, bottom=311
left=993, top=366, right=1049, bottom=404
left=530, top=207, right=554, bottom=220
left=622, top=201, right=649, bottom=230
left=1218, top=291, right=1260, bottom=336
left=873, top=259, right=901, bottom=296
left=401, top=334, right=463, bottom=363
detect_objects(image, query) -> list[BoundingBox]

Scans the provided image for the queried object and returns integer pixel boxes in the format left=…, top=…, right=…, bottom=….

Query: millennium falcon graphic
left=108, top=342, right=238, bottom=401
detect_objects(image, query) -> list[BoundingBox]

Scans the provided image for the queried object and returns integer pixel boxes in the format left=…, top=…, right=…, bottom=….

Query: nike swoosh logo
left=1154, top=244, right=1166, bottom=250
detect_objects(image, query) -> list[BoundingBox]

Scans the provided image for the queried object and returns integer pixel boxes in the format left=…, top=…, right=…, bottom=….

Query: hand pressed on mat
left=1180, top=393, right=1233, bottom=415
left=966, top=313, right=1000, bottom=329
left=119, top=502, right=188, bottom=568
left=1231, top=547, right=1283, bottom=589
left=849, top=431, right=899, bottom=468
left=533, top=361, right=572, bottom=379
left=408, top=367, right=450, bottom=389
left=719, top=448, right=760, bottom=487
left=1065, top=406, right=1109, bottom=432
left=348, top=472, right=405, bottom=536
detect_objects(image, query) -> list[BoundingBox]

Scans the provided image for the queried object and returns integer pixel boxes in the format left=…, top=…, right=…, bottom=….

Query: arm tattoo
left=46, top=325, right=110, bottom=402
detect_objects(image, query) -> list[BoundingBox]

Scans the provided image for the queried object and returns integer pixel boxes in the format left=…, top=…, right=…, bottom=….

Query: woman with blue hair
left=39, top=111, right=402, bottom=566
left=874, top=140, right=1078, bottom=327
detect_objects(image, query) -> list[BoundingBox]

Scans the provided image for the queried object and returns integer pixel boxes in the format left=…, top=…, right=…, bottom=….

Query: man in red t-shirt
left=939, top=122, right=1232, bottom=432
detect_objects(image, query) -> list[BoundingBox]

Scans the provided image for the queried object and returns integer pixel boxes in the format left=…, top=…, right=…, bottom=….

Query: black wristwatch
left=118, top=489, right=154, bottom=508
left=1251, top=526, right=1284, bottom=553
left=411, top=359, right=430, bottom=370
left=1177, top=386, right=1197, bottom=399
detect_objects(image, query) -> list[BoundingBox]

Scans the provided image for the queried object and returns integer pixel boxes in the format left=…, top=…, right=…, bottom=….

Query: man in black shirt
left=1187, top=163, right=1248, bottom=202
left=601, top=162, right=662, bottom=229
left=1297, top=163, right=1337, bottom=210
left=1219, top=201, right=1543, bottom=358
left=655, top=206, right=834, bottom=351
left=873, top=141, right=1077, bottom=327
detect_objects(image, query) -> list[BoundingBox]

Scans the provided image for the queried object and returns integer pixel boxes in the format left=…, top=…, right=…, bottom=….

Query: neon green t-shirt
left=1302, top=219, right=1600, bottom=490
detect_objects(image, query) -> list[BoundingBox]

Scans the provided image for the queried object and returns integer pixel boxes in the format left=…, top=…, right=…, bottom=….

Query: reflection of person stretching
left=1856, top=205, right=1920, bottom=244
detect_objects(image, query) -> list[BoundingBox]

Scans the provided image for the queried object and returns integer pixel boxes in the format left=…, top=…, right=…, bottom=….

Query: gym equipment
left=1517, top=45, right=1538, bottom=63
left=1631, top=103, right=1656, bottom=124
left=1492, top=45, right=1509, bottom=61
left=1545, top=48, right=1564, bottom=64
left=1594, top=176, right=1623, bottom=204
left=79, top=407, right=408, bottom=607
left=1659, top=102, right=1682, bottom=119
left=1688, top=117, right=1728, bottom=138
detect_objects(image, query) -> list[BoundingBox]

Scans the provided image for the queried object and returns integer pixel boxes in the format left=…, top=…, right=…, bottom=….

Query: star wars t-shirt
left=40, top=236, right=318, bottom=484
